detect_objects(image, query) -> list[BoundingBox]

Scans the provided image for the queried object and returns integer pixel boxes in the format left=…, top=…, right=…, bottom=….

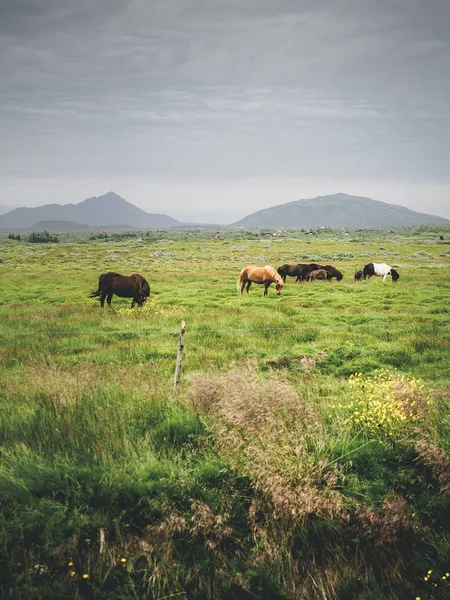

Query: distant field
left=1, top=227, right=449, bottom=599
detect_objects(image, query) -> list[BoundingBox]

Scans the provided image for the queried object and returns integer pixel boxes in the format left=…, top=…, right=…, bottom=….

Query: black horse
left=277, top=263, right=308, bottom=282
left=323, top=265, right=343, bottom=281
left=354, top=270, right=363, bottom=282
left=89, top=272, right=150, bottom=308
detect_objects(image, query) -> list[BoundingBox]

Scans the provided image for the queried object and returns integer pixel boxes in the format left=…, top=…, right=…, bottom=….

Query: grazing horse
left=363, top=263, right=400, bottom=283
left=354, top=270, right=363, bottom=282
left=237, top=265, right=283, bottom=296
left=323, top=265, right=343, bottom=281
left=90, top=272, right=150, bottom=308
left=277, top=263, right=307, bottom=282
left=296, top=263, right=323, bottom=282
left=307, top=269, right=329, bottom=282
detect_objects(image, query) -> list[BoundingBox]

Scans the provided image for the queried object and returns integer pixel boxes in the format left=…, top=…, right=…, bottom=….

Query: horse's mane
left=264, top=265, right=283, bottom=283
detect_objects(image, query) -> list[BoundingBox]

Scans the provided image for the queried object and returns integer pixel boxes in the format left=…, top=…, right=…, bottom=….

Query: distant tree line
left=27, top=231, right=59, bottom=243
left=89, top=232, right=109, bottom=240
left=8, top=233, right=21, bottom=241
left=89, top=231, right=140, bottom=241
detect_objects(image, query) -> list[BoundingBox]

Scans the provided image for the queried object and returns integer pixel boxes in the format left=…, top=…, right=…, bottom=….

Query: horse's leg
left=106, top=292, right=113, bottom=308
left=100, top=292, right=107, bottom=308
left=246, top=281, right=251, bottom=294
left=264, top=283, right=269, bottom=296
left=238, top=275, right=245, bottom=296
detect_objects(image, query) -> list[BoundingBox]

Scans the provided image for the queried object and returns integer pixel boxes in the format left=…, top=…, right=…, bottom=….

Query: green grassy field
left=1, top=227, right=449, bottom=599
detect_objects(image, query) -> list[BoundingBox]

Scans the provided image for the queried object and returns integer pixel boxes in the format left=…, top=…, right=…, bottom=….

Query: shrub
left=409, top=251, right=432, bottom=258
left=341, top=370, right=432, bottom=441
left=89, top=232, right=109, bottom=240
left=27, top=231, right=59, bottom=243
left=188, top=362, right=345, bottom=526
left=317, top=252, right=354, bottom=261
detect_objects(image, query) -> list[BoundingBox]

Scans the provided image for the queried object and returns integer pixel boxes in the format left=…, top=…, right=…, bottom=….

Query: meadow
left=0, top=226, right=449, bottom=599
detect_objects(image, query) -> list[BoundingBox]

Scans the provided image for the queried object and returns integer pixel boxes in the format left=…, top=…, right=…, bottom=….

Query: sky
left=1, top=0, right=450, bottom=223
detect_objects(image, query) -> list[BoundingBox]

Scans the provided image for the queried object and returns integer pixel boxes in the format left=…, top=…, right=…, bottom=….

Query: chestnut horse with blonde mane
left=237, top=265, right=284, bottom=296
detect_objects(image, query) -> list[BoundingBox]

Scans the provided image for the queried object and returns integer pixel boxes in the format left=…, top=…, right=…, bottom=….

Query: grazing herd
left=236, top=261, right=400, bottom=297
left=89, top=262, right=400, bottom=307
left=277, top=262, right=343, bottom=283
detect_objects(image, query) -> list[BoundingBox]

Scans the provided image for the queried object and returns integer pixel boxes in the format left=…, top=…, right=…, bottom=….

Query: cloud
left=1, top=0, right=449, bottom=217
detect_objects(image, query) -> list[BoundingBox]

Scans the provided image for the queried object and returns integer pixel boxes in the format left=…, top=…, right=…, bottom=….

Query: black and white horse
left=363, top=263, right=399, bottom=282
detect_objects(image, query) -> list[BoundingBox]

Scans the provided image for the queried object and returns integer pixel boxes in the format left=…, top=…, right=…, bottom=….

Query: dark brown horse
left=296, top=263, right=323, bottom=282
left=89, top=272, right=150, bottom=308
left=277, top=263, right=308, bottom=282
left=323, top=265, right=343, bottom=281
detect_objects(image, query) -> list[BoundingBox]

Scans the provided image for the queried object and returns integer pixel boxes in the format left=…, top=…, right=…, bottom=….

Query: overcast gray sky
left=1, top=0, right=449, bottom=222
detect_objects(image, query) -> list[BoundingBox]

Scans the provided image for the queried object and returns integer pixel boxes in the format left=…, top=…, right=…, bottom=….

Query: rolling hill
left=232, top=193, right=450, bottom=228
left=0, top=192, right=180, bottom=230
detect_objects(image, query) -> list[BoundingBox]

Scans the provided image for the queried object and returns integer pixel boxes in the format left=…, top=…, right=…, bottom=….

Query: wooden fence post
left=173, top=320, right=186, bottom=394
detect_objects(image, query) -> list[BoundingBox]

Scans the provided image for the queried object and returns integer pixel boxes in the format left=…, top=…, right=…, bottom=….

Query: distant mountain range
left=0, top=192, right=179, bottom=230
left=231, top=193, right=450, bottom=228
left=0, top=191, right=448, bottom=231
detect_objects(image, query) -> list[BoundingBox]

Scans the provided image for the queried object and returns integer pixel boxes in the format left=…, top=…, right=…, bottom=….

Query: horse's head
left=391, top=269, right=400, bottom=282
left=275, top=277, right=283, bottom=295
left=136, top=297, right=147, bottom=306
left=336, top=271, right=343, bottom=281
left=137, top=277, right=150, bottom=304
left=136, top=290, right=150, bottom=306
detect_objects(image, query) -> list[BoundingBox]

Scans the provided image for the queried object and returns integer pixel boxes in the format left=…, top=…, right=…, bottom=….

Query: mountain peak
left=0, top=192, right=180, bottom=229
left=80, top=191, right=129, bottom=206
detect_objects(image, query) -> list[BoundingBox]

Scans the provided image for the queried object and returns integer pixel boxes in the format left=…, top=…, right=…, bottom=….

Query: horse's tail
left=237, top=268, right=246, bottom=293
left=89, top=273, right=105, bottom=298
